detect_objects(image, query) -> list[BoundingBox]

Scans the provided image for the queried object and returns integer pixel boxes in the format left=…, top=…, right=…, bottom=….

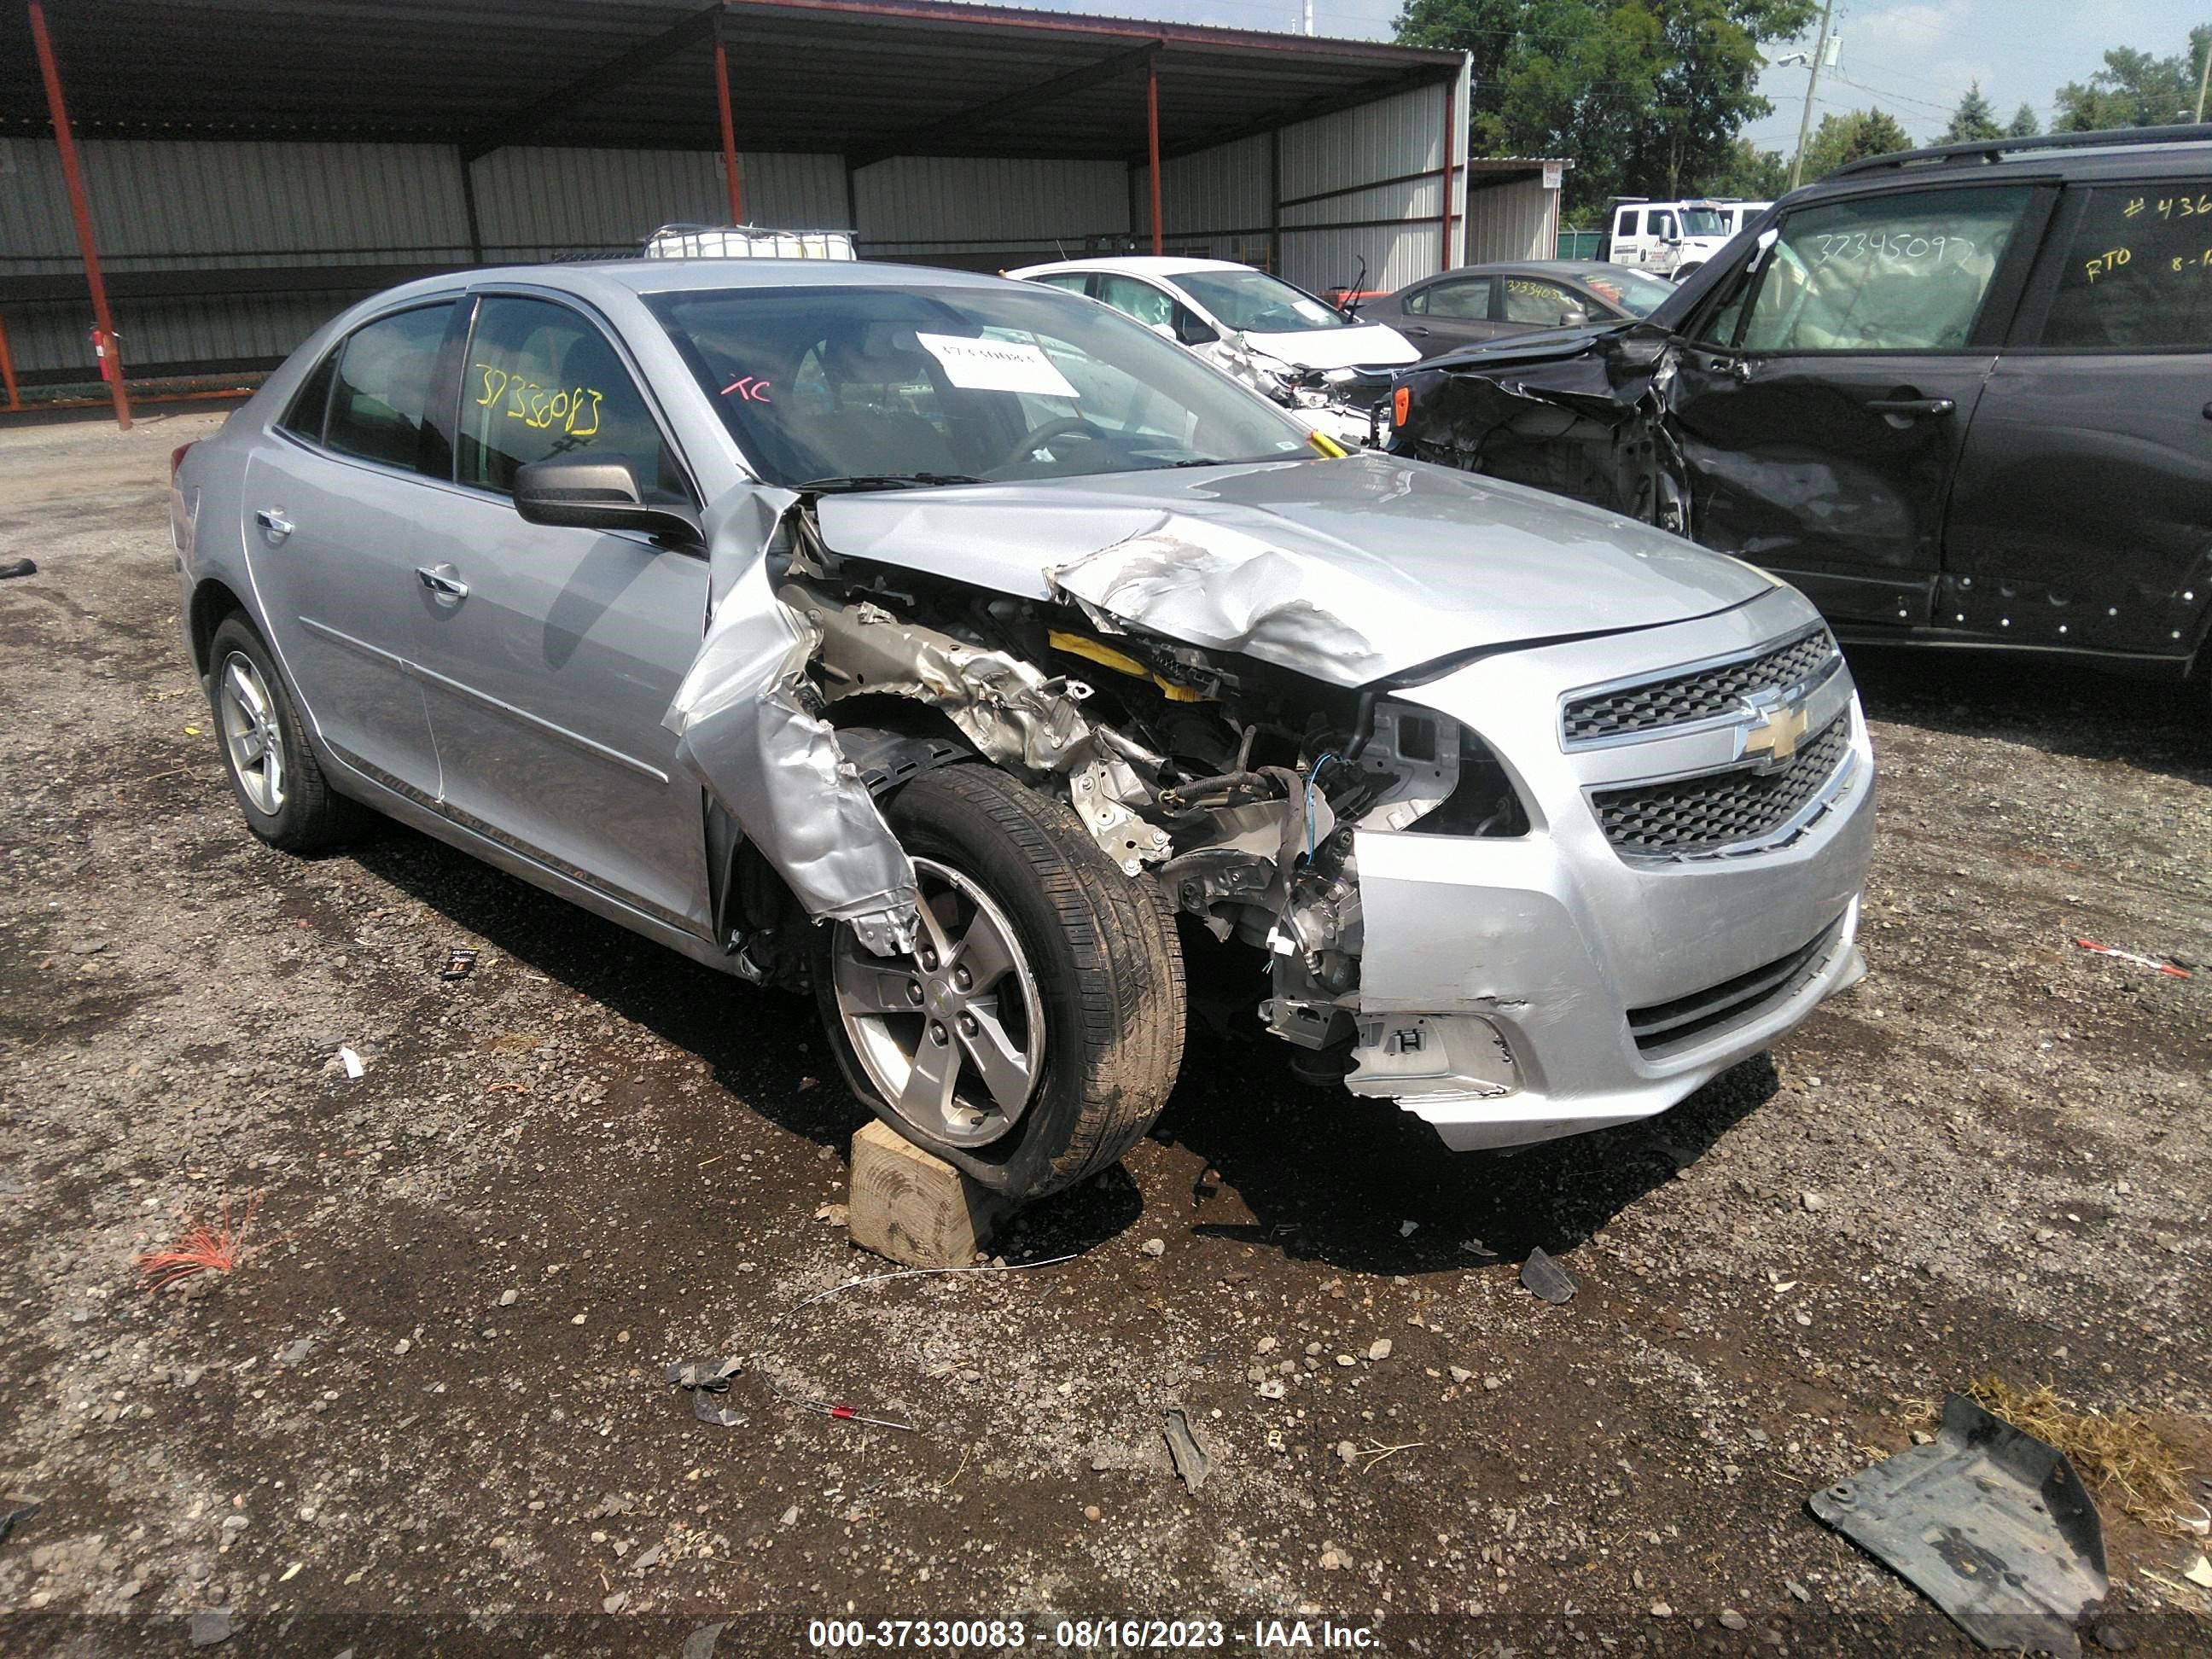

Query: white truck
left=1601, top=198, right=1738, bottom=280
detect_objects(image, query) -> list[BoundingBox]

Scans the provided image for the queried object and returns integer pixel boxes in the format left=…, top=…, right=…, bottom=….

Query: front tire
left=206, top=614, right=359, bottom=853
left=813, top=764, right=1186, bottom=1203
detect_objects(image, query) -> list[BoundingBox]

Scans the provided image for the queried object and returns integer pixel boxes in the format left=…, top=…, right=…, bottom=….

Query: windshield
left=646, top=283, right=1315, bottom=489
left=1171, top=270, right=1349, bottom=334
left=1679, top=208, right=1728, bottom=238
left=1581, top=268, right=1678, bottom=317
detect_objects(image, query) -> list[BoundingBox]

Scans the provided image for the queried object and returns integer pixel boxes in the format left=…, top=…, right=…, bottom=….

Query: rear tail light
left=171, top=442, right=195, bottom=480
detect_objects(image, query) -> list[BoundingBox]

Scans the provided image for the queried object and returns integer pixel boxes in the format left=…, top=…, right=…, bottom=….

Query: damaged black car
left=1382, top=125, right=2212, bottom=682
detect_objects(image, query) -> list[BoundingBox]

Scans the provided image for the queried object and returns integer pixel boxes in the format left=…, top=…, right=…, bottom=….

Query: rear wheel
left=206, top=614, right=359, bottom=853
left=813, top=764, right=1185, bottom=1202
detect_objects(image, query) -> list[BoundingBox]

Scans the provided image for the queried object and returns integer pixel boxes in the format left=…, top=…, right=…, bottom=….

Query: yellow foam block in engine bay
left=1046, top=630, right=1206, bottom=702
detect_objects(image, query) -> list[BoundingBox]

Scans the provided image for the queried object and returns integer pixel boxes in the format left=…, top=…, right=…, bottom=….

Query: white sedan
left=1008, top=256, right=1417, bottom=440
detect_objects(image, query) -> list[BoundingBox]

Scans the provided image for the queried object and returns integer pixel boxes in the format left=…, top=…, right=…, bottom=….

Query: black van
left=1385, top=125, right=2212, bottom=683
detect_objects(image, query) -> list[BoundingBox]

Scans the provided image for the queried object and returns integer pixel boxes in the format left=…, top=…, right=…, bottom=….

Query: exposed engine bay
left=738, top=500, right=1528, bottom=1075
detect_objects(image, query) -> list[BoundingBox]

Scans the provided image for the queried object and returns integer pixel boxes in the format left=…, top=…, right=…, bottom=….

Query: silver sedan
left=174, top=259, right=1874, bottom=1202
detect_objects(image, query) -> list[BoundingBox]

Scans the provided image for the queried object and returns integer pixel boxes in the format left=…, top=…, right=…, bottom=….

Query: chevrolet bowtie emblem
left=1742, top=700, right=1810, bottom=765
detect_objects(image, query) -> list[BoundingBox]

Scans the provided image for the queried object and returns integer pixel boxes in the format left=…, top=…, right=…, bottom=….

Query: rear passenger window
left=323, top=304, right=455, bottom=472
left=279, top=353, right=337, bottom=443
left=458, top=296, right=682, bottom=500
left=1732, top=186, right=2030, bottom=352
left=1422, top=277, right=1492, bottom=318
left=2039, top=183, right=2212, bottom=350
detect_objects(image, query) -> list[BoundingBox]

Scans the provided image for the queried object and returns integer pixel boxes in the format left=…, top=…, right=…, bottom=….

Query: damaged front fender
left=1389, top=323, right=1691, bottom=533
left=661, top=492, right=919, bottom=956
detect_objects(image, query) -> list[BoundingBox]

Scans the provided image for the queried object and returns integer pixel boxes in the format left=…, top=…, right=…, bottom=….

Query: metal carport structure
left=1, top=0, right=1479, bottom=426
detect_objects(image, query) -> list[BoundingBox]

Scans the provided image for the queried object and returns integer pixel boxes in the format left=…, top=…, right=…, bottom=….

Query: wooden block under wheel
left=847, top=1119, right=1005, bottom=1268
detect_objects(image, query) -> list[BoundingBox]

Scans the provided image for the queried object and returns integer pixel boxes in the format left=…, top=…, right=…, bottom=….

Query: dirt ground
left=2, top=406, right=2207, bottom=1658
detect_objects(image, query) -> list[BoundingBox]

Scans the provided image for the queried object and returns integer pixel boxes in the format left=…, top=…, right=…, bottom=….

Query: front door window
left=1727, top=186, right=2033, bottom=352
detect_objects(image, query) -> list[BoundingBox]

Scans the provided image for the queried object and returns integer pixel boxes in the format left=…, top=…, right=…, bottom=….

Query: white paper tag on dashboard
left=916, top=332, right=1078, bottom=399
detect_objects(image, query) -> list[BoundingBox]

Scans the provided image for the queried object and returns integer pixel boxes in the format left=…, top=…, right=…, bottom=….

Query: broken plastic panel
left=1810, top=1393, right=2108, bottom=1656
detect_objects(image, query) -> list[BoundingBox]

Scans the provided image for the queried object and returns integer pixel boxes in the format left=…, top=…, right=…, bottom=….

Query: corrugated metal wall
left=1464, top=175, right=1560, bottom=264
left=1147, top=133, right=1271, bottom=262
left=853, top=157, right=1129, bottom=268
left=0, top=138, right=847, bottom=377
left=0, top=52, right=1530, bottom=383
left=0, top=138, right=472, bottom=275
left=473, top=148, right=850, bottom=259
left=1137, top=69, right=1476, bottom=294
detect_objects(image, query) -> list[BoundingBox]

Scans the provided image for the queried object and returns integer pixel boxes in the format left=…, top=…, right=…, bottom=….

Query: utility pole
left=2195, top=29, right=2209, bottom=123
left=1787, top=0, right=1836, bottom=191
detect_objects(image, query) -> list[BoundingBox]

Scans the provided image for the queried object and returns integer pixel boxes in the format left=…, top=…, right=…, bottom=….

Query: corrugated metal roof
left=2, top=0, right=1461, bottom=160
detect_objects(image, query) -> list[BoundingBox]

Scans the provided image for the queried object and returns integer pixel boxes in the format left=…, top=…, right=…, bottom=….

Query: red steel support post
left=1146, top=59, right=1163, bottom=255
left=0, top=312, right=20, bottom=413
left=713, top=12, right=745, bottom=224
left=1439, top=78, right=1456, bottom=272
left=28, top=0, right=130, bottom=429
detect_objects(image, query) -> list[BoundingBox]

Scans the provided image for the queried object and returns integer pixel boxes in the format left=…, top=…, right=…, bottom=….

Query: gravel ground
left=2, top=407, right=2208, bottom=1657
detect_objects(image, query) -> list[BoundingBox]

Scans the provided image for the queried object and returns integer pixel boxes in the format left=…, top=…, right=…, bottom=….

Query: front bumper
left=1345, top=583, right=1875, bottom=1151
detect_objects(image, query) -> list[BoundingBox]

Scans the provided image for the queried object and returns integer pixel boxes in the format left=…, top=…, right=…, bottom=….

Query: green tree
left=2005, top=102, right=2041, bottom=137
left=1938, top=81, right=2002, bottom=143
left=1704, top=135, right=1789, bottom=199
left=1796, top=107, right=1913, bottom=182
left=2052, top=28, right=2209, bottom=130
left=1396, top=0, right=1818, bottom=218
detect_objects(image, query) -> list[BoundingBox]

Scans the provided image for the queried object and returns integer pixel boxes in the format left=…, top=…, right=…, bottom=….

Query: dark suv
left=1386, top=126, right=2212, bottom=681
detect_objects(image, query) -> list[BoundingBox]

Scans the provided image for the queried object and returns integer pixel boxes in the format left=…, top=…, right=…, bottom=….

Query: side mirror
left=514, top=455, right=700, bottom=543
left=1558, top=306, right=1588, bottom=328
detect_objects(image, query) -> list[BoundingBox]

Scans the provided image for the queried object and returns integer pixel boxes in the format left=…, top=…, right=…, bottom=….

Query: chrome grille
left=1592, top=714, right=1850, bottom=857
left=1563, top=628, right=1838, bottom=744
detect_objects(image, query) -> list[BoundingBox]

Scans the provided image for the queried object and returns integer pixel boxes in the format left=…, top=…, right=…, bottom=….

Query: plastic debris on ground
left=1809, top=1392, right=2107, bottom=1656
left=1520, top=1245, right=1577, bottom=1304
left=666, top=1356, right=747, bottom=1428
left=439, top=947, right=479, bottom=981
left=2186, top=1556, right=2212, bottom=1590
left=188, top=1608, right=233, bottom=1646
left=2072, top=938, right=2192, bottom=979
left=753, top=1252, right=1077, bottom=1434
left=1161, top=1406, right=1212, bottom=1492
left=337, top=1045, right=365, bottom=1080
left=0, top=1498, right=40, bottom=1547
left=0, top=559, right=35, bottom=581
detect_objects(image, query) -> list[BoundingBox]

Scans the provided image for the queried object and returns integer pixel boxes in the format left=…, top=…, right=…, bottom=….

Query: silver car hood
left=814, top=453, right=1774, bottom=687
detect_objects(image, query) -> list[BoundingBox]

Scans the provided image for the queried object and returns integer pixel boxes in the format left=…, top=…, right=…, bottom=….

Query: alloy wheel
left=217, top=650, right=287, bottom=816
left=831, top=857, right=1045, bottom=1148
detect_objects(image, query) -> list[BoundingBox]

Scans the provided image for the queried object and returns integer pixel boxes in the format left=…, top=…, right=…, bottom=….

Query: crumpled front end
left=661, top=473, right=1871, bottom=1153
left=1344, top=584, right=1874, bottom=1149
left=1385, top=324, right=1692, bottom=533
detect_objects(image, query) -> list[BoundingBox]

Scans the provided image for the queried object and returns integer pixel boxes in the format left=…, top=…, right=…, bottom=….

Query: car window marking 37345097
left=472, top=361, right=605, bottom=437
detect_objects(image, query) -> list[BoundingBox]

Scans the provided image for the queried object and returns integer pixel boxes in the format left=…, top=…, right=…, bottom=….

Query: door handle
left=416, top=564, right=469, bottom=602
left=1866, top=397, right=1956, bottom=417
left=1402, top=325, right=1430, bottom=336
left=254, top=507, right=294, bottom=540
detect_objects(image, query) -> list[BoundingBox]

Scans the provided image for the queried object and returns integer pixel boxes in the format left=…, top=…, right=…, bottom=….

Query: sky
left=971, top=0, right=2208, bottom=152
